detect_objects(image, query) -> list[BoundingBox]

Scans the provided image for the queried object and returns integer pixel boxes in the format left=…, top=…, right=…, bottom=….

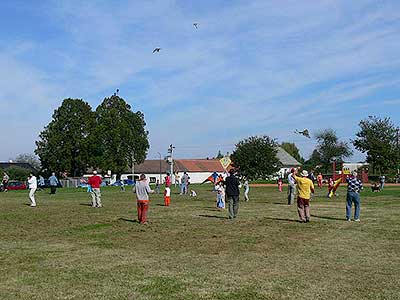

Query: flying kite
left=193, top=23, right=199, bottom=29
left=153, top=48, right=161, bottom=53
left=295, top=129, right=311, bottom=138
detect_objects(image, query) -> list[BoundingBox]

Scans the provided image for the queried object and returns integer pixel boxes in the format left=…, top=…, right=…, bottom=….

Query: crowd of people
left=3, top=165, right=367, bottom=225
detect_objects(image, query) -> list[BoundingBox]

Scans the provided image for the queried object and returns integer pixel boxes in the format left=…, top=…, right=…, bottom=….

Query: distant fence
left=60, top=178, right=81, bottom=188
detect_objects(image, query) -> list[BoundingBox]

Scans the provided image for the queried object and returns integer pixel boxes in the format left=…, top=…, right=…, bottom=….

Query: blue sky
left=1, top=0, right=400, bottom=162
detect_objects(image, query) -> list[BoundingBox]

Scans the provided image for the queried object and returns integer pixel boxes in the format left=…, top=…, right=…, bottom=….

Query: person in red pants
left=164, top=186, right=171, bottom=206
left=135, top=174, right=154, bottom=224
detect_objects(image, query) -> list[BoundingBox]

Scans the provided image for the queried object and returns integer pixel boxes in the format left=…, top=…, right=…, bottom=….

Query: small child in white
left=216, top=182, right=225, bottom=209
left=190, top=190, right=197, bottom=197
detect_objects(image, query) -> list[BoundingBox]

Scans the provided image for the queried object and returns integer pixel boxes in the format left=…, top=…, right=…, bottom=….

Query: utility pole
left=157, top=152, right=162, bottom=183
left=167, top=144, right=175, bottom=181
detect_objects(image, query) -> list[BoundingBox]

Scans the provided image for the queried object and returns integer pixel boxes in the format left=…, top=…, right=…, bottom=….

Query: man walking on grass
left=294, top=169, right=314, bottom=223
left=49, top=172, right=59, bottom=194
left=88, top=171, right=102, bottom=208
left=224, top=169, right=240, bottom=219
left=135, top=174, right=154, bottom=224
left=346, top=170, right=363, bottom=222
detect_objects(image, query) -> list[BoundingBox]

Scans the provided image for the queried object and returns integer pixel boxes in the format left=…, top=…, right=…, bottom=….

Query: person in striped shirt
left=346, top=170, right=363, bottom=222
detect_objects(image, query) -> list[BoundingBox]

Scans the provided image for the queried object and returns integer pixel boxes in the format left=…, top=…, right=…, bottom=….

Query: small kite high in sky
left=153, top=48, right=161, bottom=53
left=193, top=23, right=199, bottom=29
left=295, top=129, right=311, bottom=138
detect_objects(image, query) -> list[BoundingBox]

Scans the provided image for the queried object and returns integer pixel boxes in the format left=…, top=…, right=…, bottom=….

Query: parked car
left=6, top=181, right=27, bottom=190
left=111, top=179, right=135, bottom=187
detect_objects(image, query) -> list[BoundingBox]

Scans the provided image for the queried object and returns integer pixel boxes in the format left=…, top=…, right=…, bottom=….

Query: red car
left=6, top=181, right=27, bottom=190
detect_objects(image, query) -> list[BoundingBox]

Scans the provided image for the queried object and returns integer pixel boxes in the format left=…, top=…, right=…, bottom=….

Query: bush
left=4, top=167, right=32, bottom=181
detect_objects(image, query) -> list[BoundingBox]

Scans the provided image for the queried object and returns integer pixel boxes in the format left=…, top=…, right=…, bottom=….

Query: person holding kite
left=327, top=177, right=341, bottom=198
left=294, top=169, right=315, bottom=223
left=346, top=170, right=363, bottom=222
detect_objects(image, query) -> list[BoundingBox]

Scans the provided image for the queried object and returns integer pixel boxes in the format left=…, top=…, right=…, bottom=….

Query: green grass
left=0, top=185, right=399, bottom=299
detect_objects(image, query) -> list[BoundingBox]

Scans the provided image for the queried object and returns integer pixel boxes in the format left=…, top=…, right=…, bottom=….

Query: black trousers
left=50, top=186, right=57, bottom=194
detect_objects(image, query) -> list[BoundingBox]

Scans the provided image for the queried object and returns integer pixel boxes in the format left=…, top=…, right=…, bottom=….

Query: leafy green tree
left=14, top=153, right=41, bottom=170
left=231, top=135, right=281, bottom=180
left=311, top=129, right=352, bottom=172
left=35, top=98, right=96, bottom=176
left=280, top=142, right=304, bottom=163
left=353, top=116, right=399, bottom=173
left=4, top=166, right=32, bottom=181
left=94, top=95, right=149, bottom=174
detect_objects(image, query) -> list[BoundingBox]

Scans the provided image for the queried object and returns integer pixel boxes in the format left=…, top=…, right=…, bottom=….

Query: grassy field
left=0, top=184, right=399, bottom=300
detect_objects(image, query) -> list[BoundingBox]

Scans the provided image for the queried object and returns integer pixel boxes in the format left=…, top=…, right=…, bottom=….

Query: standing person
left=346, top=171, right=363, bottom=222
left=88, top=171, right=102, bottom=208
left=164, top=186, right=171, bottom=206
left=2, top=172, right=9, bottom=192
left=224, top=169, right=240, bottom=219
left=165, top=173, right=171, bottom=188
left=294, top=169, right=315, bottom=223
left=278, top=177, right=283, bottom=192
left=38, top=175, right=45, bottom=190
left=317, top=173, right=323, bottom=188
left=174, top=172, right=180, bottom=187
left=287, top=168, right=296, bottom=205
left=27, top=173, right=37, bottom=207
left=120, top=179, right=126, bottom=192
left=155, top=179, right=160, bottom=194
left=379, top=175, right=385, bottom=190
left=49, top=172, right=59, bottom=195
left=135, top=174, right=154, bottom=224
left=243, top=178, right=250, bottom=201
left=216, top=181, right=225, bottom=209
left=180, top=172, right=189, bottom=195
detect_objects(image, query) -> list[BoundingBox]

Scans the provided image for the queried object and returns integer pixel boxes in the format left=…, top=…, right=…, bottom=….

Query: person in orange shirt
left=294, top=169, right=315, bottom=223
left=164, top=186, right=171, bottom=206
left=317, top=173, right=323, bottom=188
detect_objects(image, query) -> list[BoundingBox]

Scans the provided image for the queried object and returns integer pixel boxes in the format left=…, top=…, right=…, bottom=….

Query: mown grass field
left=0, top=184, right=399, bottom=300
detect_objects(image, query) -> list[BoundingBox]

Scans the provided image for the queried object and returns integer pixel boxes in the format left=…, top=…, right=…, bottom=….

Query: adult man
left=346, top=170, right=363, bottom=222
left=180, top=172, right=189, bottom=195
left=294, top=169, right=314, bottom=223
left=379, top=175, right=385, bottom=190
left=135, top=174, right=154, bottom=224
left=49, top=172, right=59, bottom=194
left=287, top=168, right=296, bottom=205
left=27, top=173, right=37, bottom=207
left=2, top=172, right=9, bottom=192
left=88, top=171, right=102, bottom=208
left=224, top=169, right=240, bottom=219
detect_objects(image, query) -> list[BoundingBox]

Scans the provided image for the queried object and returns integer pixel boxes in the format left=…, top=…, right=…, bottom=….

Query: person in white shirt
left=287, top=168, right=296, bottom=205
left=27, top=173, right=37, bottom=207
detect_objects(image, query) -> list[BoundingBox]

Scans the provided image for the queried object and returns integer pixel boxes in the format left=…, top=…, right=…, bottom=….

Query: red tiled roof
left=175, top=159, right=225, bottom=172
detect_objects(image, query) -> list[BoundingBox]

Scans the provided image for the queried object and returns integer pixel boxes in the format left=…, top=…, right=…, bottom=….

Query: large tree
left=280, top=142, right=304, bottom=163
left=231, top=135, right=281, bottom=180
left=14, top=153, right=41, bottom=170
left=311, top=129, right=352, bottom=172
left=35, top=98, right=96, bottom=176
left=353, top=116, right=399, bottom=173
left=94, top=95, right=149, bottom=174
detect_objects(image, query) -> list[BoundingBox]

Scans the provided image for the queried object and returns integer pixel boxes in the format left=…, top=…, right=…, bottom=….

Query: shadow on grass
left=199, top=214, right=228, bottom=219
left=263, top=216, right=302, bottom=223
left=118, top=217, right=138, bottom=223
left=311, top=214, right=344, bottom=221
left=79, top=203, right=93, bottom=207
left=272, top=202, right=290, bottom=205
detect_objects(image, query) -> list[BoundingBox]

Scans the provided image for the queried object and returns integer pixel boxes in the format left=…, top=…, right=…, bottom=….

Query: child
left=317, top=173, right=323, bottom=188
left=155, top=179, right=160, bottom=194
left=327, top=177, right=334, bottom=198
left=216, top=182, right=225, bottom=209
left=120, top=180, right=126, bottom=192
left=278, top=177, right=283, bottom=192
left=190, top=190, right=197, bottom=197
left=243, top=179, right=250, bottom=201
left=164, top=186, right=171, bottom=206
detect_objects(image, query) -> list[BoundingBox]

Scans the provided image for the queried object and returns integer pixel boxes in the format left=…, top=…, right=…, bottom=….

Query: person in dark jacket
left=224, top=169, right=240, bottom=219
